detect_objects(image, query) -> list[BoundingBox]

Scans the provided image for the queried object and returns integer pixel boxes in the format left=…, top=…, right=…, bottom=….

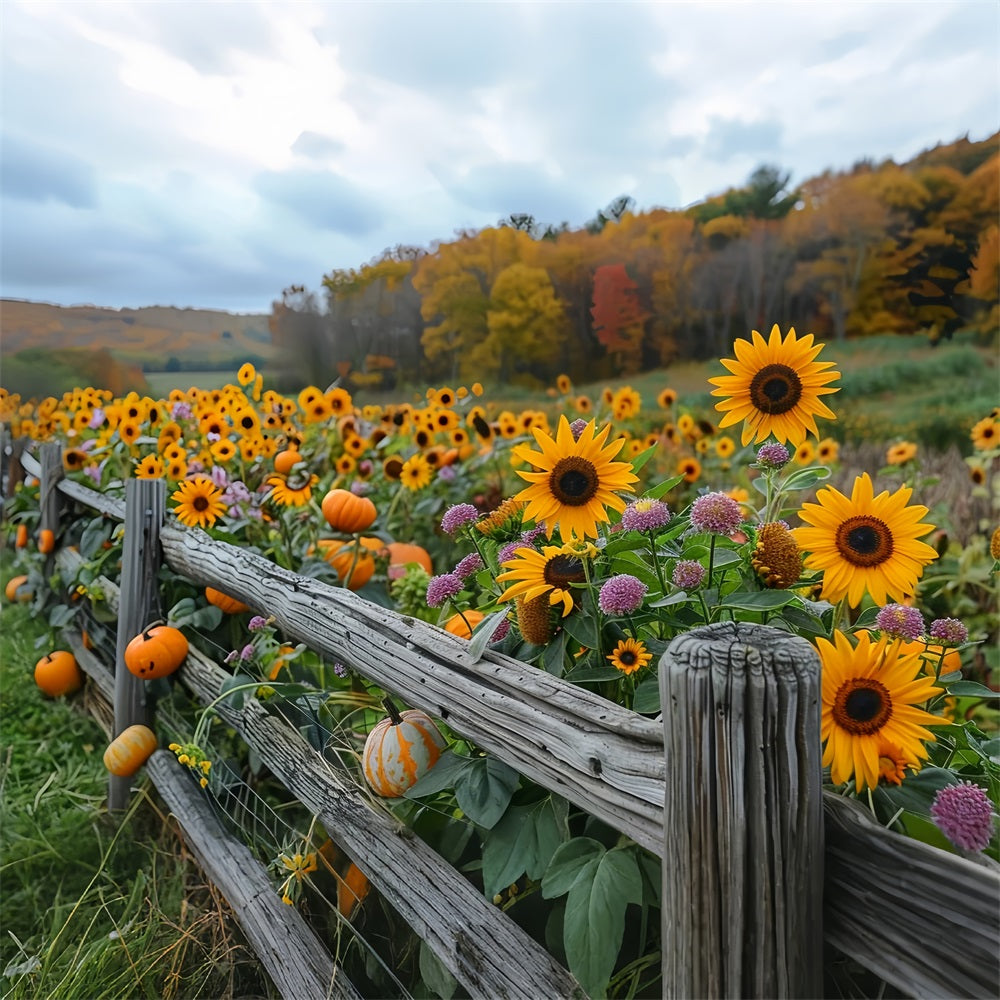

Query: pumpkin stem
left=382, top=696, right=405, bottom=726
left=142, top=618, right=166, bottom=634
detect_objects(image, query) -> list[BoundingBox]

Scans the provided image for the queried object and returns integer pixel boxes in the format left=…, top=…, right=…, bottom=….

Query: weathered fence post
left=1, top=433, right=26, bottom=505
left=109, top=477, right=165, bottom=811
left=659, top=621, right=824, bottom=999
left=38, top=442, right=63, bottom=569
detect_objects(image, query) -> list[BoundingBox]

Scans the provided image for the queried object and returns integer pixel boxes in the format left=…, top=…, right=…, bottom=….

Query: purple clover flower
left=520, top=523, right=548, bottom=546
left=931, top=781, right=995, bottom=853
left=171, top=401, right=192, bottom=420
left=875, top=604, right=926, bottom=641
left=497, top=541, right=523, bottom=566
left=441, top=503, right=480, bottom=535
left=437, top=464, right=457, bottom=482
left=350, top=480, right=371, bottom=495
left=240, top=643, right=255, bottom=661
left=248, top=615, right=268, bottom=632
left=672, top=560, right=706, bottom=590
left=689, top=492, right=744, bottom=535
left=490, top=618, right=512, bottom=643
left=426, top=573, right=464, bottom=608
left=621, top=498, right=671, bottom=533
left=929, top=618, right=968, bottom=645
left=224, top=649, right=238, bottom=665
left=211, top=465, right=229, bottom=489
left=755, top=442, right=791, bottom=469
left=333, top=662, right=348, bottom=678
left=598, top=575, right=648, bottom=615
left=88, top=408, right=106, bottom=429
left=569, top=418, right=589, bottom=441
left=454, top=552, right=485, bottom=580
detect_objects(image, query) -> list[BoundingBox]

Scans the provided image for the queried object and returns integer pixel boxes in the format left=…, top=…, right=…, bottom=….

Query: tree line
left=269, top=132, right=998, bottom=391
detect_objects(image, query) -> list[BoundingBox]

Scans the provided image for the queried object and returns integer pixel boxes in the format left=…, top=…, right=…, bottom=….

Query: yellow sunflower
left=496, top=544, right=588, bottom=617
left=400, top=453, right=432, bottom=491
left=171, top=476, right=228, bottom=529
left=886, top=441, right=917, bottom=466
left=819, top=629, right=945, bottom=792
left=817, top=437, right=840, bottom=464
left=265, top=472, right=319, bottom=507
left=709, top=325, right=841, bottom=446
left=237, top=362, right=256, bottom=386
left=970, top=417, right=999, bottom=451
left=512, top=416, right=638, bottom=541
left=676, top=456, right=701, bottom=483
left=135, top=455, right=165, bottom=479
left=793, top=473, right=938, bottom=606
left=607, top=637, right=652, bottom=675
left=657, top=387, right=677, bottom=410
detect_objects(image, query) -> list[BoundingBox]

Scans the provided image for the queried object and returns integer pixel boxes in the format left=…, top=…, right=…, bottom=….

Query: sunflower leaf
left=945, top=681, right=1000, bottom=699
left=720, top=589, right=798, bottom=610
left=645, top=474, right=686, bottom=500
left=781, top=466, right=831, bottom=492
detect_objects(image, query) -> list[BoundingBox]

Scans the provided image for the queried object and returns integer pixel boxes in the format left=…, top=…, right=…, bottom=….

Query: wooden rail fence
left=18, top=443, right=1000, bottom=1000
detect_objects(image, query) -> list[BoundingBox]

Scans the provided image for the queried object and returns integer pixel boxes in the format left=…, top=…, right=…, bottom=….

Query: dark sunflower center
left=193, top=496, right=210, bottom=512
left=618, top=650, right=638, bottom=666
left=749, top=364, right=803, bottom=414
left=549, top=457, right=599, bottom=506
left=832, top=678, right=892, bottom=734
left=835, top=515, right=894, bottom=567
left=543, top=555, right=586, bottom=588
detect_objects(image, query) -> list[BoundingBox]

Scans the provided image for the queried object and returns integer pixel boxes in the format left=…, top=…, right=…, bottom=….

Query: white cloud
left=0, top=0, right=996, bottom=312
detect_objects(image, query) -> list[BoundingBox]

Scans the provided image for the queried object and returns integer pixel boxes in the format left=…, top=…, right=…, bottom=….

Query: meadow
left=1, top=325, right=997, bottom=998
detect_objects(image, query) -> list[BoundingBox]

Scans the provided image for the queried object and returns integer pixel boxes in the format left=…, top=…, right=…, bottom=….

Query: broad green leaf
left=946, top=681, right=1000, bottom=700
left=405, top=749, right=471, bottom=799
left=454, top=755, right=520, bottom=829
left=720, top=589, right=798, bottom=610
left=467, top=609, right=508, bottom=662
left=481, top=796, right=569, bottom=898
left=632, top=674, right=660, bottom=714
left=565, top=664, right=621, bottom=684
left=79, top=518, right=111, bottom=558
left=541, top=837, right=603, bottom=898
left=646, top=474, right=685, bottom=499
left=562, top=846, right=644, bottom=998
left=561, top=609, right=600, bottom=650
left=980, top=738, right=1000, bottom=761
left=649, top=590, right=690, bottom=608
left=629, top=444, right=657, bottom=475
left=781, top=466, right=831, bottom=491
left=419, top=939, right=458, bottom=1000
left=541, top=628, right=569, bottom=677
left=47, top=604, right=76, bottom=627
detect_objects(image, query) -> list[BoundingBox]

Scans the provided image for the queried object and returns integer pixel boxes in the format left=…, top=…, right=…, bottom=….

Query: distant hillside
left=0, top=299, right=274, bottom=370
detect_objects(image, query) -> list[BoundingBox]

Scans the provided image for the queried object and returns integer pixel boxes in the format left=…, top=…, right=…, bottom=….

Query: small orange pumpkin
left=384, top=542, right=433, bottom=579
left=336, top=862, right=372, bottom=919
left=124, top=625, right=189, bottom=680
left=205, top=587, right=249, bottom=614
left=38, top=528, right=56, bottom=554
left=5, top=575, right=31, bottom=603
left=314, top=537, right=380, bottom=590
left=443, top=610, right=485, bottom=639
left=274, top=448, right=303, bottom=475
left=321, top=488, right=377, bottom=534
left=362, top=698, right=446, bottom=797
left=35, top=651, right=83, bottom=697
left=14, top=524, right=28, bottom=548
left=104, top=724, right=158, bottom=777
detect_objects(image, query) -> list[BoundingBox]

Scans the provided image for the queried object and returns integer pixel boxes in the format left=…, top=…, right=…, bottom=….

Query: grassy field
left=0, top=575, right=272, bottom=999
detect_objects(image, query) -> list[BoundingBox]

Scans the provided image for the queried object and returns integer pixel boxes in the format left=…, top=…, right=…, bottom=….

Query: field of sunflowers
left=1, top=325, right=998, bottom=999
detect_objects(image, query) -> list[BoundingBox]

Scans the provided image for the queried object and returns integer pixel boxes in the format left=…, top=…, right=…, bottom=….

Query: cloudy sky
left=1, top=1, right=997, bottom=315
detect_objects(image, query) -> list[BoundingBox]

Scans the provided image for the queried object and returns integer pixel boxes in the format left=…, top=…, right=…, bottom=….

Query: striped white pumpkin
left=363, top=704, right=446, bottom=797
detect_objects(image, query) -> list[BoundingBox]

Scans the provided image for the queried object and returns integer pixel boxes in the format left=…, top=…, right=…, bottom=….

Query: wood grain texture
left=177, top=643, right=587, bottom=1000
left=824, top=791, right=1000, bottom=999
left=659, top=622, right=824, bottom=1000
left=147, top=751, right=360, bottom=1000
left=109, top=478, right=165, bottom=810
left=157, top=523, right=666, bottom=855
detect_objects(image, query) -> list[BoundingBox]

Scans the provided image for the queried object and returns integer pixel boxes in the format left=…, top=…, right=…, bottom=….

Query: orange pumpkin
left=336, top=862, right=371, bottom=919
left=205, top=587, right=249, bottom=614
left=362, top=698, right=446, bottom=797
left=384, top=542, right=433, bottom=579
left=274, top=449, right=302, bottom=475
left=321, top=488, right=377, bottom=533
left=5, top=575, right=31, bottom=603
left=104, top=724, right=158, bottom=777
left=35, top=651, right=83, bottom=697
left=314, top=538, right=380, bottom=590
left=14, top=524, right=28, bottom=548
left=124, top=625, right=189, bottom=680
left=443, top=610, right=485, bottom=639
left=38, top=528, right=55, bottom=554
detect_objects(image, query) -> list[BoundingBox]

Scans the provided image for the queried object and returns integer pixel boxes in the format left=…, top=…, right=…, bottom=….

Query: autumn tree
left=590, top=263, right=647, bottom=373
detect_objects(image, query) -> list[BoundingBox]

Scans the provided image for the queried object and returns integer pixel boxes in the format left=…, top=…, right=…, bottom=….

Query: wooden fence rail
left=23, top=449, right=1000, bottom=999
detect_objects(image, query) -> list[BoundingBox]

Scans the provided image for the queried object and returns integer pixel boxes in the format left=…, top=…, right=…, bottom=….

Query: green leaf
left=711, top=548, right=743, bottom=568
left=719, top=589, right=798, bottom=610
left=646, top=474, right=685, bottom=500
left=466, top=609, right=508, bottom=662
left=454, top=755, right=520, bottom=829
left=946, top=681, right=1000, bottom=700
left=632, top=675, right=660, bottom=714
left=47, top=604, right=76, bottom=627
left=419, top=938, right=457, bottom=1000
left=648, top=590, right=690, bottom=608
left=565, top=664, right=620, bottom=684
left=562, top=846, right=644, bottom=999
left=560, top=609, right=600, bottom=650
left=541, top=628, right=569, bottom=677
left=781, top=466, right=831, bottom=492
left=629, top=444, right=657, bottom=475
left=481, top=795, right=569, bottom=898
left=218, top=672, right=255, bottom=711
left=541, top=837, right=603, bottom=898
left=79, top=518, right=111, bottom=558
left=404, top=749, right=470, bottom=799
left=980, top=738, right=1000, bottom=761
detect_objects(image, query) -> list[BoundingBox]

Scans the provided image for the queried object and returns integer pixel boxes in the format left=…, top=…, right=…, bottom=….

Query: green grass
left=0, top=581, right=273, bottom=1000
